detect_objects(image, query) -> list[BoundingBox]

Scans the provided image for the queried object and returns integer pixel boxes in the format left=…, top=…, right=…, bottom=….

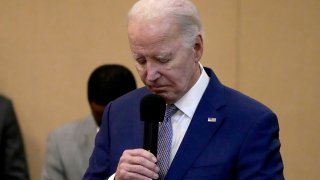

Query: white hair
left=128, top=0, right=203, bottom=48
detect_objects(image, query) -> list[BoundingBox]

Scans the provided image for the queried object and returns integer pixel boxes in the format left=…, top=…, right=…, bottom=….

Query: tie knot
left=164, top=104, right=178, bottom=119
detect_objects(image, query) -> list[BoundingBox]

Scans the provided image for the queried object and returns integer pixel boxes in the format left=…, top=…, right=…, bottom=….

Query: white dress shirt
left=169, top=64, right=209, bottom=164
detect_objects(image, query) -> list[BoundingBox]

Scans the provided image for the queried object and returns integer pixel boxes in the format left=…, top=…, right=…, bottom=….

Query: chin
left=151, top=92, right=167, bottom=101
left=159, top=94, right=176, bottom=104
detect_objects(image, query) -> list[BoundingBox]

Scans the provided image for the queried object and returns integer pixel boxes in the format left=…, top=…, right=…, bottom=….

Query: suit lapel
left=166, top=69, right=226, bottom=179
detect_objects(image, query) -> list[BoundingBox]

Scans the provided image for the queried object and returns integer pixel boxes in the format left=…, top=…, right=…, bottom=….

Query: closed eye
left=135, top=57, right=146, bottom=65
left=157, top=58, right=170, bottom=63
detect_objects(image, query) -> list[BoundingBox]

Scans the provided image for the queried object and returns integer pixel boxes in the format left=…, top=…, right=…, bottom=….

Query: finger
left=130, top=156, right=160, bottom=173
left=125, top=164, right=159, bottom=179
left=118, top=149, right=159, bottom=179
left=116, top=162, right=158, bottom=180
left=116, top=170, right=153, bottom=180
left=125, top=149, right=157, bottom=163
left=120, top=153, right=159, bottom=173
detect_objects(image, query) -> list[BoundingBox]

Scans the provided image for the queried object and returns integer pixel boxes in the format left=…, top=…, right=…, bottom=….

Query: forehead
left=128, top=18, right=181, bottom=53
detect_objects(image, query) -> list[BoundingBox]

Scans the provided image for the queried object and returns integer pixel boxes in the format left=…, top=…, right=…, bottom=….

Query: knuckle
left=136, top=156, right=145, bottom=165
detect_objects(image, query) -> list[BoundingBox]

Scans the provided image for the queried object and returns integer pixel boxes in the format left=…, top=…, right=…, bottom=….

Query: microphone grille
left=140, top=94, right=166, bottom=122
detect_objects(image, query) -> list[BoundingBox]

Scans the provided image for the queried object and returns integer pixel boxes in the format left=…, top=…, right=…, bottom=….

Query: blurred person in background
left=41, top=64, right=136, bottom=180
left=0, top=95, right=29, bottom=180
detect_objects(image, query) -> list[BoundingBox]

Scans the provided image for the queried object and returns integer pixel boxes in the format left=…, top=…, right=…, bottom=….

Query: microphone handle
left=143, top=122, right=159, bottom=156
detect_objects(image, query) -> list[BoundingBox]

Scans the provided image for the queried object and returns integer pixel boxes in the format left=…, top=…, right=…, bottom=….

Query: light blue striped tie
left=158, top=104, right=178, bottom=179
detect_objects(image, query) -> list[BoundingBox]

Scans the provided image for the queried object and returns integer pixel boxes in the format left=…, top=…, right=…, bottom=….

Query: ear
left=193, top=34, right=203, bottom=63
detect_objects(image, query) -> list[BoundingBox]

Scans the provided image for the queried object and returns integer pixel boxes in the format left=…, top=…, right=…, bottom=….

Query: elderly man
left=84, top=0, right=284, bottom=179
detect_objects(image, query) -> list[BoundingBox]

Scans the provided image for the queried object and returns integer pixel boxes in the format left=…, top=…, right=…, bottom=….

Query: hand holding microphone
left=115, top=149, right=159, bottom=180
left=115, top=94, right=165, bottom=180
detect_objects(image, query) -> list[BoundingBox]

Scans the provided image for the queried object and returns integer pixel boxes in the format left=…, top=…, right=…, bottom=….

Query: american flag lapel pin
left=208, top=117, right=217, bottom=123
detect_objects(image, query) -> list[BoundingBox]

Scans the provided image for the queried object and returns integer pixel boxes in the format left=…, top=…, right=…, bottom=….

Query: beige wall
left=238, top=1, right=320, bottom=179
left=0, top=0, right=319, bottom=179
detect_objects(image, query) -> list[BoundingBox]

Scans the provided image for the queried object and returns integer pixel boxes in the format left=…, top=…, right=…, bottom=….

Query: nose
left=146, top=61, right=160, bottom=81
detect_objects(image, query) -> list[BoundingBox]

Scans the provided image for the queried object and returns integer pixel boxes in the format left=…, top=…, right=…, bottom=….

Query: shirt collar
left=174, top=63, right=209, bottom=118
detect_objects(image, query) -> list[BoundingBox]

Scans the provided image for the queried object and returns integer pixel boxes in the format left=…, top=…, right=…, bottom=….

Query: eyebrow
left=132, top=52, right=173, bottom=60
left=155, top=53, right=172, bottom=59
left=132, top=53, right=140, bottom=59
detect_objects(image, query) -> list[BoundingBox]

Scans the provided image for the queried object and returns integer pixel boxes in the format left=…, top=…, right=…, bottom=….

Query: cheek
left=172, top=60, right=195, bottom=85
left=163, top=67, right=185, bottom=87
left=135, top=65, right=146, bottom=79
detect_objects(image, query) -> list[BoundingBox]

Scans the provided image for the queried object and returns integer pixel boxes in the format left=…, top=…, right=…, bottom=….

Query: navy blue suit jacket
left=84, top=68, right=284, bottom=180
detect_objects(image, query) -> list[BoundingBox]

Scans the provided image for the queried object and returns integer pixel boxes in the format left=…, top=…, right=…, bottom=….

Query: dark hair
left=87, top=64, right=137, bottom=105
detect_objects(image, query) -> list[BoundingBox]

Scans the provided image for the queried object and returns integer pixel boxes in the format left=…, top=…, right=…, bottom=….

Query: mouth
left=147, top=85, right=167, bottom=94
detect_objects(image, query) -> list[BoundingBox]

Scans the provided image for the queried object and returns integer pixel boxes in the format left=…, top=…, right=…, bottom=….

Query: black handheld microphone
left=140, top=94, right=166, bottom=156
